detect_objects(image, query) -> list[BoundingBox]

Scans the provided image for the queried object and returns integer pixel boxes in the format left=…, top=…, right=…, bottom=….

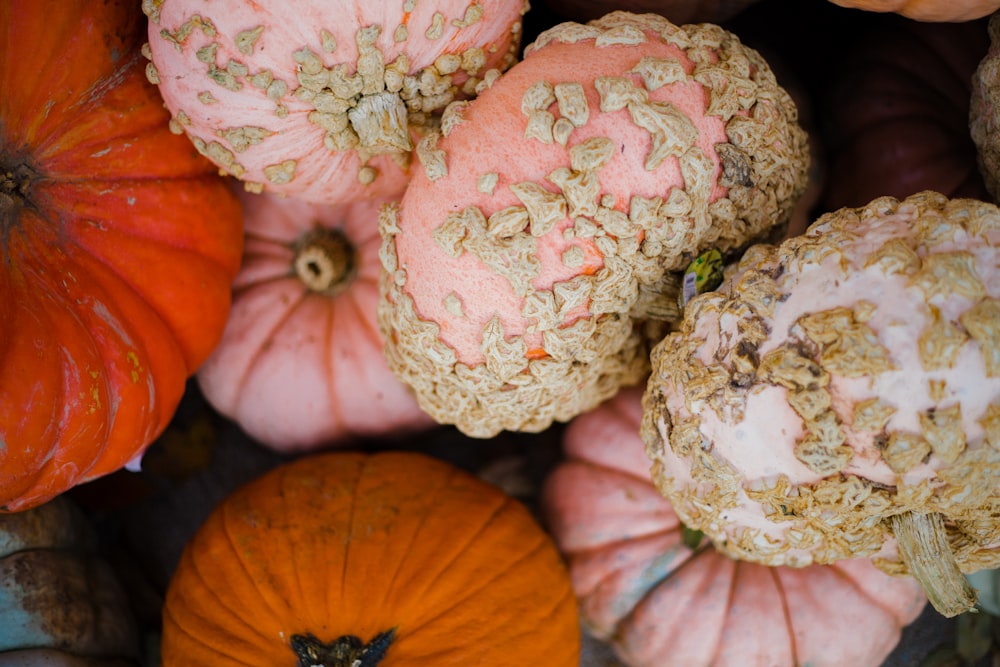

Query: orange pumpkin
left=0, top=0, right=244, bottom=511
left=542, top=387, right=928, bottom=667
left=161, top=450, right=581, bottom=666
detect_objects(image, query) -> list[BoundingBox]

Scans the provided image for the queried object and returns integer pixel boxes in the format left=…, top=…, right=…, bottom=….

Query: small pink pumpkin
left=142, top=0, right=528, bottom=205
left=196, top=188, right=433, bottom=452
left=541, top=387, right=928, bottom=667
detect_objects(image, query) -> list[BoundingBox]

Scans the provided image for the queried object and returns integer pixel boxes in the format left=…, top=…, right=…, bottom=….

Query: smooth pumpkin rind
left=0, top=0, right=244, bottom=511
left=162, top=451, right=580, bottom=666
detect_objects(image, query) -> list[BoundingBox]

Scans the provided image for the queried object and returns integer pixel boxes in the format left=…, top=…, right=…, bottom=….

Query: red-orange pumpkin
left=0, top=0, right=244, bottom=512
left=161, top=450, right=581, bottom=665
left=542, top=387, right=928, bottom=667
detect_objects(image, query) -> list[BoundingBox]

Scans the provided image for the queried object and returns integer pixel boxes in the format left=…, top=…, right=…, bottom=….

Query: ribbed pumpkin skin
left=541, top=387, right=927, bottom=667
left=196, top=190, right=433, bottom=452
left=0, top=0, right=244, bottom=511
left=162, top=451, right=581, bottom=666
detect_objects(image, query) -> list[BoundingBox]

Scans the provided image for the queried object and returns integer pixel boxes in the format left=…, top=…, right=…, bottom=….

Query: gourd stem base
left=0, top=158, right=37, bottom=229
left=889, top=511, right=978, bottom=618
left=293, top=227, right=357, bottom=296
left=290, top=629, right=396, bottom=667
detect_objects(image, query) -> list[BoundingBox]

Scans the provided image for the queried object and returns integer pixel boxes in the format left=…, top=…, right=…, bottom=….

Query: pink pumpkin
left=142, top=0, right=528, bottom=205
left=197, top=189, right=433, bottom=452
left=378, top=11, right=810, bottom=437
left=542, top=387, right=928, bottom=667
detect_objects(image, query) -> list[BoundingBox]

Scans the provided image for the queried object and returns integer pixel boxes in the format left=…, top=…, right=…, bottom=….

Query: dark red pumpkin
left=818, top=15, right=990, bottom=212
left=0, top=0, right=244, bottom=512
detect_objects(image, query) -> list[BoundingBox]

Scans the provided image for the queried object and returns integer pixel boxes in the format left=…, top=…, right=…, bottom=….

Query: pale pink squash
left=142, top=0, right=528, bottom=205
left=197, top=189, right=433, bottom=452
left=827, top=0, right=1000, bottom=21
left=642, top=192, right=1000, bottom=617
left=541, top=387, right=927, bottom=667
left=378, top=11, right=809, bottom=437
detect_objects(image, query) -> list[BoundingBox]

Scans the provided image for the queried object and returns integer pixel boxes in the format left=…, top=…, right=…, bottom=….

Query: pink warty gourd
left=142, top=0, right=528, bottom=205
left=642, top=191, right=1000, bottom=617
left=196, top=189, right=433, bottom=452
left=542, top=387, right=927, bottom=667
left=378, top=11, right=810, bottom=437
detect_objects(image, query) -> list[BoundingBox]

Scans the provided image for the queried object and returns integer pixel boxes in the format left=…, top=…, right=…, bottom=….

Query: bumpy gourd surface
left=543, top=388, right=927, bottom=667
left=379, top=11, right=809, bottom=437
left=643, top=191, right=1000, bottom=576
left=143, top=0, right=528, bottom=204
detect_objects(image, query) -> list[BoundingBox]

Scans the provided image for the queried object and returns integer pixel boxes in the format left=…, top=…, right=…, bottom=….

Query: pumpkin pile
left=1, top=0, right=998, bottom=665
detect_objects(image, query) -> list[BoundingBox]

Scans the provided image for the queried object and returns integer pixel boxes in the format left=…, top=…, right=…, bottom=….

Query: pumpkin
left=641, top=192, right=1000, bottom=617
left=0, top=496, right=139, bottom=665
left=825, top=0, right=1000, bottom=21
left=820, top=14, right=990, bottom=212
left=972, top=13, right=1000, bottom=203
left=538, top=0, right=762, bottom=24
left=160, top=450, right=581, bottom=665
left=142, top=0, right=529, bottom=205
left=0, top=0, right=244, bottom=512
left=378, top=11, right=810, bottom=438
left=196, top=189, right=433, bottom=452
left=542, top=386, right=927, bottom=667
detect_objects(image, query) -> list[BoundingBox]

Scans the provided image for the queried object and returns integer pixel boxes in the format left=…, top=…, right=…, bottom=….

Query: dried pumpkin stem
left=889, top=511, right=978, bottom=617
left=293, top=228, right=357, bottom=296
left=290, top=629, right=396, bottom=667
left=1, top=160, right=37, bottom=222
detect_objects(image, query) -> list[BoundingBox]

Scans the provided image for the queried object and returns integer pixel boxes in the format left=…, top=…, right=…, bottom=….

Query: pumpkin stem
left=889, top=511, right=977, bottom=618
left=293, top=228, right=357, bottom=296
left=290, top=629, right=396, bottom=667
left=348, top=91, right=412, bottom=155
left=1, top=160, right=37, bottom=226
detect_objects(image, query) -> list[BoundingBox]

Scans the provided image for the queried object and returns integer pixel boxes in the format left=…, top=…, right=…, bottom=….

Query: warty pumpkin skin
left=0, top=0, right=244, bottom=512
left=142, top=0, right=529, bottom=206
left=0, top=496, right=139, bottom=665
left=196, top=189, right=433, bottom=452
left=971, top=13, right=1000, bottom=203
left=542, top=387, right=927, bottom=667
left=378, top=11, right=809, bottom=438
left=642, top=192, right=1000, bottom=617
left=161, top=450, right=581, bottom=666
